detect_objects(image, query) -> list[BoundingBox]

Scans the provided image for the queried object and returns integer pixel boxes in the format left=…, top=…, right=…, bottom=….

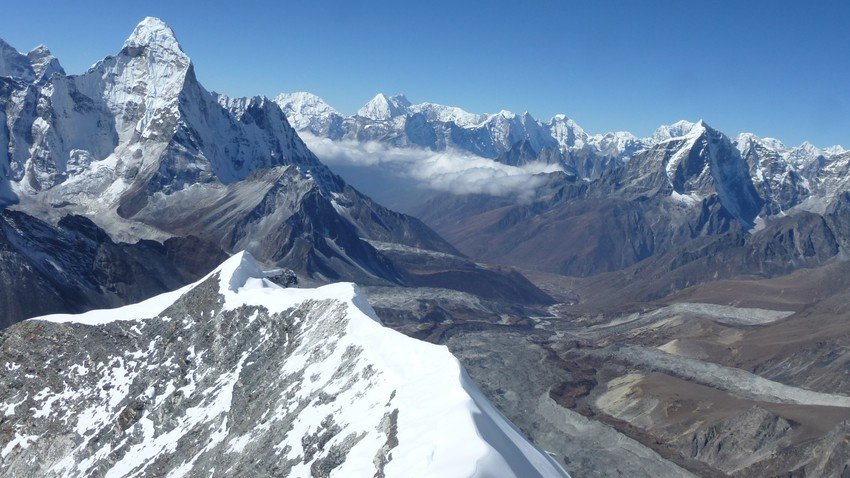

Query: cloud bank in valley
left=301, top=134, right=562, bottom=201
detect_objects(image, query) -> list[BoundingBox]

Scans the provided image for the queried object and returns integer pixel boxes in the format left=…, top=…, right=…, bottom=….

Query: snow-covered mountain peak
left=824, top=145, right=846, bottom=155
left=548, top=113, right=584, bottom=130
left=780, top=140, right=845, bottom=169
left=26, top=44, right=52, bottom=61
left=652, top=119, right=697, bottom=142
left=795, top=141, right=826, bottom=158
left=548, top=114, right=589, bottom=150
left=274, top=91, right=345, bottom=136
left=735, top=133, right=787, bottom=153
left=275, top=91, right=341, bottom=130
left=124, top=16, right=183, bottom=53
left=275, top=91, right=339, bottom=115
left=70, top=16, right=191, bottom=151
left=587, top=130, right=646, bottom=157
left=761, top=137, right=786, bottom=150
left=357, top=92, right=410, bottom=120
left=390, top=93, right=411, bottom=107
left=797, top=141, right=820, bottom=154
left=409, top=101, right=484, bottom=126
left=687, top=119, right=714, bottom=138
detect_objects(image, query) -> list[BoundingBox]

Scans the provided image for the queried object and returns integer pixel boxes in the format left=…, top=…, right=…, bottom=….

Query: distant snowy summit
left=276, top=91, right=849, bottom=222
left=0, top=251, right=568, bottom=477
left=275, top=92, right=845, bottom=164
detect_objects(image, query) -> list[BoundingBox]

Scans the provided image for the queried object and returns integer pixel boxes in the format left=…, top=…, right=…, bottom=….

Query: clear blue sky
left=2, top=0, right=848, bottom=146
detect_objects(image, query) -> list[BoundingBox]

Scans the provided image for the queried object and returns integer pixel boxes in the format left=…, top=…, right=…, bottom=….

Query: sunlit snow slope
left=0, top=252, right=567, bottom=477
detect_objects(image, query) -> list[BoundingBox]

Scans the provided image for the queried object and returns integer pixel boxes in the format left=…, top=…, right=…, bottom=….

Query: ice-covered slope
left=0, top=252, right=567, bottom=477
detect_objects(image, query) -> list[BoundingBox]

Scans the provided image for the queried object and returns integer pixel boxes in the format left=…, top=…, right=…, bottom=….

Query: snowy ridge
left=276, top=91, right=845, bottom=166
left=0, top=252, right=567, bottom=477
left=276, top=90, right=847, bottom=223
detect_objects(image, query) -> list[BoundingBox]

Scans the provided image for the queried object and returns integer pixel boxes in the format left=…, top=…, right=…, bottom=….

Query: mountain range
left=276, top=91, right=843, bottom=171
left=4, top=15, right=850, bottom=478
left=0, top=17, right=570, bottom=478
left=276, top=91, right=850, bottom=279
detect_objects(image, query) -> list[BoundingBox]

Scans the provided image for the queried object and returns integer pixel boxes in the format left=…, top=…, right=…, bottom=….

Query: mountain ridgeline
left=0, top=252, right=567, bottom=477
left=277, top=92, right=849, bottom=282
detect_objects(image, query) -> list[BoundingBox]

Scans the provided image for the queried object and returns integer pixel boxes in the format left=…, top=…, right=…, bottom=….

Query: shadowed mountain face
left=0, top=209, right=226, bottom=328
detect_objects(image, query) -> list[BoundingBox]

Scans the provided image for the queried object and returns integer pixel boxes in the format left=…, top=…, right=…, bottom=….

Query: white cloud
left=301, top=133, right=561, bottom=201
